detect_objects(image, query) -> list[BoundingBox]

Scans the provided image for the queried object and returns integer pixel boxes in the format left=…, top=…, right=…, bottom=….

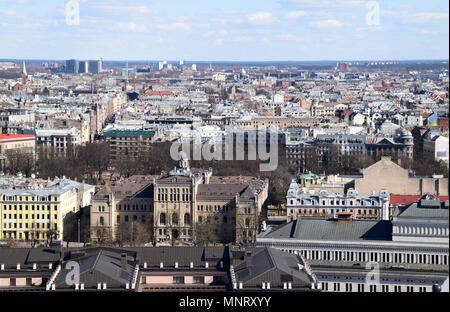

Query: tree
left=4, top=149, right=35, bottom=176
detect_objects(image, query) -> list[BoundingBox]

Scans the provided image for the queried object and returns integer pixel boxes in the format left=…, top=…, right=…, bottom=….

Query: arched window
left=198, top=216, right=203, bottom=223
left=184, top=213, right=191, bottom=226
left=245, top=218, right=250, bottom=227
left=99, top=216, right=104, bottom=226
left=172, top=213, right=179, bottom=225
left=223, top=216, right=228, bottom=223
left=160, top=213, right=166, bottom=225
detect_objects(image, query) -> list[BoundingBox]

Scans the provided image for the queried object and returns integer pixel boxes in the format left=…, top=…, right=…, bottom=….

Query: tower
left=379, top=189, right=390, bottom=221
left=21, top=60, right=27, bottom=85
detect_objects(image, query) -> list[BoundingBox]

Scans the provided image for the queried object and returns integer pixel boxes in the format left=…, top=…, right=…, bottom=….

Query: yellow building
left=0, top=177, right=95, bottom=242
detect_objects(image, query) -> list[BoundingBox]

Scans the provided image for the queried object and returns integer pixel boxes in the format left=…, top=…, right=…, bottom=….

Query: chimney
left=121, top=253, right=127, bottom=270
left=245, top=251, right=253, bottom=268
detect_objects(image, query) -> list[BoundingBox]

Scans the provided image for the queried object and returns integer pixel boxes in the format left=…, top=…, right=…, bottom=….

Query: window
left=172, top=213, right=178, bottom=225
left=160, top=213, right=166, bottom=225
left=99, top=217, right=104, bottom=226
left=173, top=276, right=185, bottom=284
left=193, top=276, right=205, bottom=284
left=213, top=276, right=224, bottom=284
left=26, top=278, right=32, bottom=286
left=184, top=213, right=191, bottom=226
left=10, top=278, right=16, bottom=286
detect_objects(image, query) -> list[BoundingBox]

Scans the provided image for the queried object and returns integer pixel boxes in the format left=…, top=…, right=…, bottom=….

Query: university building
left=90, top=157, right=269, bottom=246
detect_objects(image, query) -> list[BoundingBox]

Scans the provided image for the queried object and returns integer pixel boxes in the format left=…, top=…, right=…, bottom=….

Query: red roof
left=390, top=194, right=449, bottom=206
left=0, top=134, right=35, bottom=141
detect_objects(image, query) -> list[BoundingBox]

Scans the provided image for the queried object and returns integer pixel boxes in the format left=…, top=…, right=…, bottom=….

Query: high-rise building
left=88, top=60, right=101, bottom=74
left=66, top=59, right=79, bottom=74
left=78, top=61, right=88, bottom=73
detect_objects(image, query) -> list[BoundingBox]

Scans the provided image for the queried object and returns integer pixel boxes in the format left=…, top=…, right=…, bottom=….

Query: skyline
left=0, top=0, right=449, bottom=61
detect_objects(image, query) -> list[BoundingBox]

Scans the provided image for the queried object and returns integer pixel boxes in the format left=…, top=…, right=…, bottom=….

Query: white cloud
left=286, top=0, right=364, bottom=8
left=420, top=29, right=437, bottom=35
left=115, top=22, right=148, bottom=32
left=246, top=12, right=277, bottom=24
left=7, top=0, right=31, bottom=3
left=286, top=10, right=307, bottom=19
left=3, top=9, right=16, bottom=16
left=203, top=30, right=228, bottom=38
left=413, top=12, right=449, bottom=23
left=156, top=37, right=176, bottom=44
left=309, top=19, right=344, bottom=28
left=214, top=38, right=225, bottom=46
left=156, top=22, right=191, bottom=31
left=93, top=4, right=156, bottom=15
left=235, top=36, right=254, bottom=42
left=278, top=33, right=307, bottom=41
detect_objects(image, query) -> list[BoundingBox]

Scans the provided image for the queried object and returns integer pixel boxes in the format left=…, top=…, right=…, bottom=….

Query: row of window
left=290, top=208, right=378, bottom=216
left=290, top=199, right=379, bottom=206
left=0, top=204, right=55, bottom=210
left=157, top=194, right=192, bottom=202
left=322, top=282, right=428, bottom=292
left=117, top=204, right=151, bottom=211
left=158, top=188, right=191, bottom=194
left=197, top=204, right=232, bottom=212
left=1, top=196, right=58, bottom=202
left=3, top=222, right=56, bottom=230
left=283, top=248, right=449, bottom=265
left=3, top=214, right=57, bottom=220
left=141, top=276, right=224, bottom=285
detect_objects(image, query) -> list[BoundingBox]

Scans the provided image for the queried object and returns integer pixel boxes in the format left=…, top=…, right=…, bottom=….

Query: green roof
left=299, top=173, right=320, bottom=180
left=104, top=130, right=155, bottom=136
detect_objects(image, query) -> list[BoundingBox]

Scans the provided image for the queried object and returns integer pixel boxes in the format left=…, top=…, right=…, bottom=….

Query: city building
left=257, top=196, right=449, bottom=292
left=90, top=158, right=268, bottom=246
left=0, top=176, right=95, bottom=241
left=286, top=183, right=390, bottom=221
left=0, top=246, right=317, bottom=292
left=66, top=59, right=79, bottom=74
left=0, top=134, right=36, bottom=170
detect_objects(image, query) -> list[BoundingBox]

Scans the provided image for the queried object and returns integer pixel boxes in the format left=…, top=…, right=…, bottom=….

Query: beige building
left=233, top=116, right=316, bottom=129
left=355, top=157, right=448, bottom=196
left=90, top=159, right=269, bottom=246
left=0, top=134, right=35, bottom=170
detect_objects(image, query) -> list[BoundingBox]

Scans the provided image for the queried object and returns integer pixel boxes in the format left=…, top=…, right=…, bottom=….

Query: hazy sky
left=0, top=0, right=448, bottom=61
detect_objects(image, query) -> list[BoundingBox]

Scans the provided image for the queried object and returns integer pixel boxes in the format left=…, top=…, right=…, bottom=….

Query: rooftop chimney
left=121, top=253, right=127, bottom=270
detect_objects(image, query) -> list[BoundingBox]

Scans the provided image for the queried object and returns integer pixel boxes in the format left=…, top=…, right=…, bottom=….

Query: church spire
left=22, top=60, right=27, bottom=76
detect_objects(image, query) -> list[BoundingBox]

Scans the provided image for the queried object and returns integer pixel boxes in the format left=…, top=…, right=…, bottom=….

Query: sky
left=0, top=0, right=449, bottom=61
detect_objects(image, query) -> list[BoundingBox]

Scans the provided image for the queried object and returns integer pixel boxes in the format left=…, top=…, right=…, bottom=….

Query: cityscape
left=0, top=0, right=448, bottom=302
